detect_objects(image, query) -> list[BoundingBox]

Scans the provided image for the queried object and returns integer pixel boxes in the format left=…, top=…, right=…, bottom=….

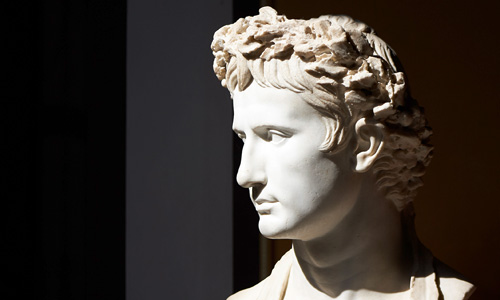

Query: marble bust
left=211, top=7, right=475, bottom=300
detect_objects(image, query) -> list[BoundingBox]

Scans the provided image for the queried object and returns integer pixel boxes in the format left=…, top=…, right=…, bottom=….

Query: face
left=232, top=82, right=362, bottom=241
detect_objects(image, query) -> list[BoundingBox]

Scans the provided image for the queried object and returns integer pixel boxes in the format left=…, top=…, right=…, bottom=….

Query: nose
left=236, top=142, right=267, bottom=189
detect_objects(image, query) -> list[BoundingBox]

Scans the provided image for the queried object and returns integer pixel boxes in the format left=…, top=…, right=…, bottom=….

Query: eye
left=267, top=129, right=288, bottom=145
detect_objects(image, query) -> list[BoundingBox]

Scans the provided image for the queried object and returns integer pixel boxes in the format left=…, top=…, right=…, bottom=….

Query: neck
left=288, top=177, right=412, bottom=299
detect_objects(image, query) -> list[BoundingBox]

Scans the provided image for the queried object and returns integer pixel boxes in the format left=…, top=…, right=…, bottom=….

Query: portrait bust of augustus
left=211, top=7, right=475, bottom=300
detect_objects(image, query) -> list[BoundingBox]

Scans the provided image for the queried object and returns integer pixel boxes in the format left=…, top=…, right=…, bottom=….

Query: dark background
left=3, top=1, right=126, bottom=299
left=3, top=0, right=499, bottom=299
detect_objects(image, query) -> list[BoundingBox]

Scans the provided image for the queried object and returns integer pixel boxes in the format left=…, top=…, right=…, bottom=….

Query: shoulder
left=434, top=258, right=476, bottom=300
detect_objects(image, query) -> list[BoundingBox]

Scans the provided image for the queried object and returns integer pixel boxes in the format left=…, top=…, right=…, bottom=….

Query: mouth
left=255, top=198, right=278, bottom=215
left=255, top=198, right=278, bottom=205
left=257, top=210, right=270, bottom=215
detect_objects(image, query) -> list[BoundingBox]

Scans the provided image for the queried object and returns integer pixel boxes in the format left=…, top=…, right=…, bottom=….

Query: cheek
left=267, top=146, right=321, bottom=180
left=267, top=148, right=338, bottom=208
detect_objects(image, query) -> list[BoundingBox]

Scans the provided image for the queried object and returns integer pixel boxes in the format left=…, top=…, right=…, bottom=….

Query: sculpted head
left=211, top=7, right=432, bottom=220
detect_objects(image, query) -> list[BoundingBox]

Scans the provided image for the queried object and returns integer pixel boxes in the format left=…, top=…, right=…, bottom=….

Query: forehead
left=232, top=83, right=320, bottom=130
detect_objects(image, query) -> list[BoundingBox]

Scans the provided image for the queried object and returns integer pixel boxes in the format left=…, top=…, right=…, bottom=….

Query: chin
left=258, top=216, right=297, bottom=240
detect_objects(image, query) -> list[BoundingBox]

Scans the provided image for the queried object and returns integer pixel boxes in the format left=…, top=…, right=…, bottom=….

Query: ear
left=353, top=118, right=385, bottom=173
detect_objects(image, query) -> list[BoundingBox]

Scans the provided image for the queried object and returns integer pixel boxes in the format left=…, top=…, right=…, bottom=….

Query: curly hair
left=211, top=7, right=433, bottom=210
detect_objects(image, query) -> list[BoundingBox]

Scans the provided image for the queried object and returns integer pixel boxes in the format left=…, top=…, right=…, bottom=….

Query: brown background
left=260, top=1, right=500, bottom=299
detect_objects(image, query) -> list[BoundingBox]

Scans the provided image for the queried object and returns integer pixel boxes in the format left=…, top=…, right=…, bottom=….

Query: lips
left=255, top=198, right=278, bottom=205
left=255, top=198, right=278, bottom=215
